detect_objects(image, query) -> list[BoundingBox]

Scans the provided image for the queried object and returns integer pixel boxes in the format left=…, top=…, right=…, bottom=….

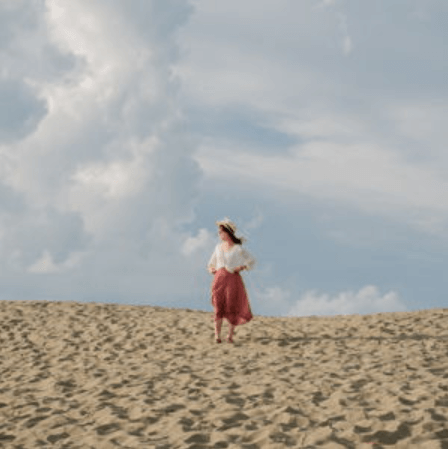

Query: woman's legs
left=215, top=319, right=235, bottom=341
left=215, top=319, right=235, bottom=340
left=215, top=318, right=223, bottom=339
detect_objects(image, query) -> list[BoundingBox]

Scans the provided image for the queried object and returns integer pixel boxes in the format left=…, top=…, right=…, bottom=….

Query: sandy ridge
left=0, top=300, right=447, bottom=448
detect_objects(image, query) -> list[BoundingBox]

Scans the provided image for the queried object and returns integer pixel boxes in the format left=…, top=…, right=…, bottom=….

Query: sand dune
left=0, top=300, right=447, bottom=448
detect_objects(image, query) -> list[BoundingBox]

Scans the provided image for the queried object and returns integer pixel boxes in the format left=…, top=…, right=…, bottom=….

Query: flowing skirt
left=211, top=268, right=253, bottom=326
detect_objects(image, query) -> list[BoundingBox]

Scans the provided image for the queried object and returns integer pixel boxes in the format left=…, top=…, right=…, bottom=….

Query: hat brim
left=216, top=221, right=236, bottom=234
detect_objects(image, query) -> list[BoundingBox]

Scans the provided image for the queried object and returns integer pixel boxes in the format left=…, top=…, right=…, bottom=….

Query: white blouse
left=207, top=243, right=256, bottom=273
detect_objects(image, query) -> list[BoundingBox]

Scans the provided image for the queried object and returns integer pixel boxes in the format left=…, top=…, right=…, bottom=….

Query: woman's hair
left=219, top=225, right=245, bottom=245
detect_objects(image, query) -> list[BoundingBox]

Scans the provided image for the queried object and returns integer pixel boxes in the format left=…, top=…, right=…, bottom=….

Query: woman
left=207, top=217, right=256, bottom=343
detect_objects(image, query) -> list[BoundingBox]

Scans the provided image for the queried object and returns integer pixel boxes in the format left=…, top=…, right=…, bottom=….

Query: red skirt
left=211, top=268, right=253, bottom=326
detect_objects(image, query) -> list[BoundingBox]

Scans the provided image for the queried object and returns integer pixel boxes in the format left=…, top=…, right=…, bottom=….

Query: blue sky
left=1, top=0, right=447, bottom=317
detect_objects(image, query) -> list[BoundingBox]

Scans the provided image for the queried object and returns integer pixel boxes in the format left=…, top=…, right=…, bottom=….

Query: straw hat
left=216, top=217, right=246, bottom=242
left=215, top=217, right=237, bottom=235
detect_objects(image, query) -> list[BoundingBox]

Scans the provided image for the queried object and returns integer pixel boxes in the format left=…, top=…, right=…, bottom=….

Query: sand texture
left=1, top=300, right=448, bottom=448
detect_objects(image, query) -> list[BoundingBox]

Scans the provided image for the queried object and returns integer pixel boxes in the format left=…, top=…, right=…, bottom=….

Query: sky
left=1, top=0, right=447, bottom=318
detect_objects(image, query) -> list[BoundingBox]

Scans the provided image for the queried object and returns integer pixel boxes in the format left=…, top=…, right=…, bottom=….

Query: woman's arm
left=241, top=248, right=256, bottom=270
left=234, top=265, right=247, bottom=273
left=207, top=247, right=217, bottom=273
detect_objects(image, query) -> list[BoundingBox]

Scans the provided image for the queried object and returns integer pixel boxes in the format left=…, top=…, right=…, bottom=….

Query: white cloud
left=387, top=102, right=448, bottom=155
left=288, top=285, right=407, bottom=317
left=0, top=0, right=207, bottom=304
left=176, top=0, right=348, bottom=111
left=320, top=0, right=337, bottom=6
left=0, top=78, right=48, bottom=142
left=258, top=286, right=291, bottom=304
left=181, top=228, right=213, bottom=256
left=249, top=284, right=292, bottom=317
left=337, top=13, right=353, bottom=55
left=0, top=202, right=89, bottom=268
left=194, top=139, right=448, bottom=236
left=71, top=151, right=154, bottom=201
left=244, top=208, right=265, bottom=230
left=409, top=3, right=431, bottom=22
left=342, top=33, right=353, bottom=56
left=28, top=249, right=87, bottom=274
left=240, top=260, right=293, bottom=317
left=274, top=112, right=365, bottom=140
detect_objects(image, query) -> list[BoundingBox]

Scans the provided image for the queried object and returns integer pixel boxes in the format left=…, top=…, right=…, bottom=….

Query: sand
left=0, top=300, right=447, bottom=449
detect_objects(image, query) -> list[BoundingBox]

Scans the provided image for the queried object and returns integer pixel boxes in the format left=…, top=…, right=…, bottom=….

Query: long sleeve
left=207, top=246, right=218, bottom=269
left=225, top=245, right=256, bottom=273
left=240, top=247, right=256, bottom=271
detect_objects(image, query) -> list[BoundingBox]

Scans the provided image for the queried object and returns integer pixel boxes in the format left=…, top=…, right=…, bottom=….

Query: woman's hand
left=209, top=267, right=217, bottom=274
left=235, top=266, right=245, bottom=273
